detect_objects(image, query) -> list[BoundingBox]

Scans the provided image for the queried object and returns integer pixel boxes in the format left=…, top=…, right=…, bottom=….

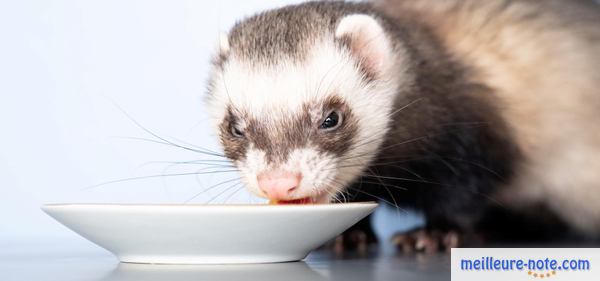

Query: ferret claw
left=392, top=228, right=461, bottom=254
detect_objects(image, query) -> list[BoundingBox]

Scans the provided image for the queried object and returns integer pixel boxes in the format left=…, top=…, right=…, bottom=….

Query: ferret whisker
left=341, top=133, right=387, bottom=154
left=132, top=161, right=234, bottom=177
left=138, top=160, right=234, bottom=168
left=85, top=170, right=239, bottom=190
left=159, top=163, right=238, bottom=187
left=339, top=135, right=427, bottom=162
left=374, top=164, right=425, bottom=181
left=365, top=148, right=502, bottom=179
left=345, top=122, right=492, bottom=162
left=313, top=63, right=334, bottom=97
left=342, top=185, right=409, bottom=214
left=353, top=177, right=365, bottom=202
left=168, top=135, right=224, bottom=156
left=366, top=167, right=403, bottom=217
left=344, top=189, right=353, bottom=203
left=361, top=174, right=442, bottom=186
left=221, top=185, right=245, bottom=204
left=162, top=161, right=235, bottom=170
left=184, top=159, right=234, bottom=164
left=339, top=188, right=348, bottom=203
left=156, top=164, right=233, bottom=189
left=422, top=148, right=460, bottom=176
left=221, top=67, right=234, bottom=106
left=440, top=156, right=504, bottom=179
left=328, top=177, right=407, bottom=213
left=386, top=97, right=424, bottom=118
left=332, top=157, right=425, bottom=171
left=184, top=177, right=241, bottom=204
left=110, top=102, right=227, bottom=158
left=336, top=189, right=348, bottom=203
left=320, top=59, right=350, bottom=101
left=329, top=187, right=342, bottom=204
left=438, top=121, right=489, bottom=127
left=353, top=179, right=409, bottom=191
left=328, top=190, right=339, bottom=204
left=310, top=182, right=337, bottom=203
left=369, top=135, right=429, bottom=153
left=332, top=190, right=344, bottom=204
left=360, top=174, right=507, bottom=209
left=111, top=136, right=226, bottom=158
left=326, top=179, right=349, bottom=203
left=205, top=182, right=243, bottom=204
left=341, top=155, right=423, bottom=164
left=136, top=160, right=235, bottom=175
left=184, top=158, right=232, bottom=162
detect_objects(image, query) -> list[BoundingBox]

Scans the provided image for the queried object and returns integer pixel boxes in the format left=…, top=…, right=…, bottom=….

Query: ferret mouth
left=275, top=198, right=314, bottom=204
left=271, top=192, right=331, bottom=204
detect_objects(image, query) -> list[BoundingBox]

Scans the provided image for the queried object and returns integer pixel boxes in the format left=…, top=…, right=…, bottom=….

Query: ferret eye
left=319, top=111, right=342, bottom=131
left=230, top=123, right=244, bottom=138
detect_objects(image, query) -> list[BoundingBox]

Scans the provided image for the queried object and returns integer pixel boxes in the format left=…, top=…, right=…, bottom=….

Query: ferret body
left=206, top=0, right=600, bottom=245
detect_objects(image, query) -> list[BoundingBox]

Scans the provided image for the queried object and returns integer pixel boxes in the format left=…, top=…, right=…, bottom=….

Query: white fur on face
left=206, top=18, right=410, bottom=201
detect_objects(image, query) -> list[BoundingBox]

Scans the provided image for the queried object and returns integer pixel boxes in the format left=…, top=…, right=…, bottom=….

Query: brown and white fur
left=205, top=0, right=600, bottom=249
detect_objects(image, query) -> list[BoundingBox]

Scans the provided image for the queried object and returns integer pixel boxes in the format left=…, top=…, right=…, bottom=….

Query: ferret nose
left=257, top=170, right=302, bottom=200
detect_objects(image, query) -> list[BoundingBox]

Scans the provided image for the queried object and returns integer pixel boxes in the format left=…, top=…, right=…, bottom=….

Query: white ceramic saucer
left=42, top=203, right=377, bottom=264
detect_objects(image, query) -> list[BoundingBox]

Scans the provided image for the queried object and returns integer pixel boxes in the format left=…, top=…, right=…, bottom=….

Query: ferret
left=205, top=0, right=600, bottom=250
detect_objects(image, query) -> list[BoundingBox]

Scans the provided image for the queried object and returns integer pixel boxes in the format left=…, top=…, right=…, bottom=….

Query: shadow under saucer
left=96, top=261, right=326, bottom=281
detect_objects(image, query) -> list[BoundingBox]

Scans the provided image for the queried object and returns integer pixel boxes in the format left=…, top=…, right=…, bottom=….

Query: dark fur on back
left=344, top=1, right=571, bottom=240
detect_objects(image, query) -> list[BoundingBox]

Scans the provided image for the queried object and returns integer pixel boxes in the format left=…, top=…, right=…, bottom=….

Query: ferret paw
left=391, top=228, right=461, bottom=254
left=326, top=229, right=377, bottom=256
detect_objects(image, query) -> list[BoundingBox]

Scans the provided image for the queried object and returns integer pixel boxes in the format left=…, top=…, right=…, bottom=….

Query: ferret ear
left=335, top=14, right=392, bottom=80
left=212, top=32, right=230, bottom=67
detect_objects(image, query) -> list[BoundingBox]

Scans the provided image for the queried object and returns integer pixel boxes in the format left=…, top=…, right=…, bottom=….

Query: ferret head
left=205, top=4, right=410, bottom=203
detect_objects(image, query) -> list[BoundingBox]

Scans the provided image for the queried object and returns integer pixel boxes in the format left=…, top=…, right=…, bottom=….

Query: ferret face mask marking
left=206, top=12, right=405, bottom=203
left=219, top=97, right=358, bottom=202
